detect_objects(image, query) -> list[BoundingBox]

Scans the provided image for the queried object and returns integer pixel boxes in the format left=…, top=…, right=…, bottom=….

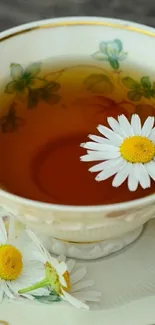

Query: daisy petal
left=134, top=163, right=151, bottom=189
left=96, top=159, right=125, bottom=182
left=131, top=114, right=142, bottom=135
left=4, top=282, right=15, bottom=299
left=62, top=290, right=89, bottom=310
left=80, top=151, right=120, bottom=162
left=58, top=255, right=66, bottom=262
left=8, top=215, right=15, bottom=244
left=27, top=250, right=47, bottom=264
left=80, top=142, right=119, bottom=152
left=0, top=217, right=7, bottom=244
left=71, top=280, right=94, bottom=293
left=0, top=280, right=5, bottom=302
left=26, top=229, right=50, bottom=260
left=141, top=116, right=154, bottom=137
left=67, top=259, right=76, bottom=272
left=112, top=162, right=132, bottom=188
left=97, top=124, right=123, bottom=145
left=127, top=170, right=139, bottom=192
left=71, top=267, right=87, bottom=285
left=56, top=261, right=68, bottom=276
left=89, top=157, right=124, bottom=173
left=118, top=115, right=134, bottom=137
left=149, top=127, right=155, bottom=142
left=9, top=261, right=46, bottom=296
left=20, top=293, right=35, bottom=300
left=107, top=117, right=124, bottom=137
left=145, top=161, right=155, bottom=181
left=88, top=134, right=112, bottom=144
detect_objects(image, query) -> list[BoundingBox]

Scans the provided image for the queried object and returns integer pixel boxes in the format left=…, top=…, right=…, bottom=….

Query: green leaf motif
left=143, top=90, right=152, bottom=98
left=127, top=91, right=142, bottom=101
left=29, top=78, right=46, bottom=89
left=45, top=71, right=63, bottom=83
left=122, top=77, right=139, bottom=89
left=93, top=39, right=127, bottom=70
left=109, top=58, right=119, bottom=70
left=141, top=76, right=152, bottom=89
left=25, top=62, right=41, bottom=77
left=46, top=82, right=61, bottom=92
left=5, top=81, right=17, bottom=94
left=10, top=63, right=23, bottom=80
left=15, top=79, right=25, bottom=92
left=28, top=89, right=40, bottom=108
left=92, top=51, right=108, bottom=61
left=114, top=39, right=123, bottom=52
left=33, top=292, right=61, bottom=304
left=0, top=105, right=25, bottom=133
left=84, top=74, right=114, bottom=94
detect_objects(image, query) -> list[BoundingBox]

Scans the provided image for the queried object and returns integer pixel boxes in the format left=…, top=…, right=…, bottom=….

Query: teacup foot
left=39, top=225, right=143, bottom=260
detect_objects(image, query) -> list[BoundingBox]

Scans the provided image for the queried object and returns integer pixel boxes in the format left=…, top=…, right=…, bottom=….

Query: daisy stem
left=18, top=277, right=49, bottom=294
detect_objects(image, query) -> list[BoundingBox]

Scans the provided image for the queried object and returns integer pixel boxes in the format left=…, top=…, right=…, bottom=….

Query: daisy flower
left=80, top=114, right=155, bottom=191
left=0, top=215, right=49, bottom=302
left=19, top=229, right=101, bottom=310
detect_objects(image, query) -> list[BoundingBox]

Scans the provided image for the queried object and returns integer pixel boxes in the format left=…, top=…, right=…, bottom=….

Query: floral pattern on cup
left=0, top=104, right=25, bottom=133
left=5, top=63, right=61, bottom=108
left=92, top=39, right=127, bottom=70
left=1, top=41, right=155, bottom=134
left=122, top=76, right=155, bottom=101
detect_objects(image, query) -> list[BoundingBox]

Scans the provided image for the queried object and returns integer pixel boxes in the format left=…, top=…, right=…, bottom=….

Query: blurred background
left=0, top=0, right=155, bottom=32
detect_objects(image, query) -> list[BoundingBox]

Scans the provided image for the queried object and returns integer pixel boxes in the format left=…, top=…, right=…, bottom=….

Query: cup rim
left=0, top=16, right=155, bottom=42
left=0, top=16, right=155, bottom=212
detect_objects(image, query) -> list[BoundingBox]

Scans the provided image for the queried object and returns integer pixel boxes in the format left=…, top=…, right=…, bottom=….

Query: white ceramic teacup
left=0, top=17, right=155, bottom=259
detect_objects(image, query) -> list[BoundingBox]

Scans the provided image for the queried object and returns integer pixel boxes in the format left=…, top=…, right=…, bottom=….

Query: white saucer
left=39, top=225, right=143, bottom=260
left=1, top=220, right=155, bottom=325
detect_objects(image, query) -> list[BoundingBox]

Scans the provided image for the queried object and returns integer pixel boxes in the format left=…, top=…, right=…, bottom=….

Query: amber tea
left=0, top=59, right=155, bottom=205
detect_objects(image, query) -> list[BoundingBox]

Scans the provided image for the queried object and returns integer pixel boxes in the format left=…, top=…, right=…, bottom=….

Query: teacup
left=0, top=17, right=155, bottom=259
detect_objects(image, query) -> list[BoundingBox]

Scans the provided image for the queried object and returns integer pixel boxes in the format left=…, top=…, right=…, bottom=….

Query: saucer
left=1, top=219, right=155, bottom=325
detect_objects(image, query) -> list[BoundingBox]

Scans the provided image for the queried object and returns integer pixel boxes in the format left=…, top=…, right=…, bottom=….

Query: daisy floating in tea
left=80, top=114, right=155, bottom=191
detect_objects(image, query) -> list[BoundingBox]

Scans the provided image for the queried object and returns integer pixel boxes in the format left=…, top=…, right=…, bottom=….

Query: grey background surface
left=0, top=0, right=155, bottom=32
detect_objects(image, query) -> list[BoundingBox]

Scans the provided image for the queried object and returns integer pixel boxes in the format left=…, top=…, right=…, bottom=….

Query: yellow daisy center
left=120, top=136, right=155, bottom=163
left=0, top=245, right=23, bottom=281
